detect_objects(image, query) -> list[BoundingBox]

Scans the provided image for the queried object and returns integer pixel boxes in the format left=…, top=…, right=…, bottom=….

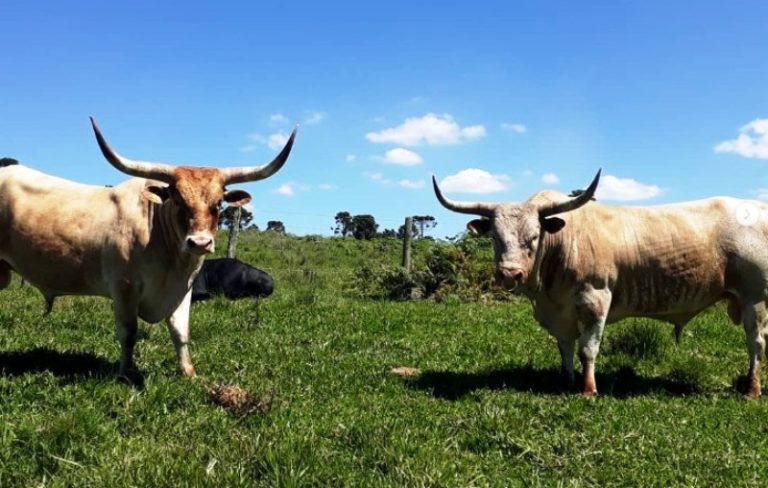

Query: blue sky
left=1, top=1, right=767, bottom=236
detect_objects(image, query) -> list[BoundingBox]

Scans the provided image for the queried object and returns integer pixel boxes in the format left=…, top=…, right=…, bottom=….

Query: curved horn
left=220, top=126, right=298, bottom=185
left=432, top=175, right=496, bottom=216
left=90, top=117, right=176, bottom=183
left=538, top=169, right=601, bottom=218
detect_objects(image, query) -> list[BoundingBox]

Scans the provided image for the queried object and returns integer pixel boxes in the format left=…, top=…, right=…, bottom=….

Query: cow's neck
left=523, top=227, right=566, bottom=297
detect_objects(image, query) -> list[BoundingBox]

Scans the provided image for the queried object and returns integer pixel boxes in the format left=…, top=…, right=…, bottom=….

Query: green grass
left=1, top=231, right=768, bottom=486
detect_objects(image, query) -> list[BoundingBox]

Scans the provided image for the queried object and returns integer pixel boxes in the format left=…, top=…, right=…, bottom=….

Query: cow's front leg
left=576, top=289, right=611, bottom=397
left=165, top=290, right=196, bottom=377
left=742, top=302, right=767, bottom=398
left=556, top=338, right=576, bottom=390
left=113, top=294, right=139, bottom=379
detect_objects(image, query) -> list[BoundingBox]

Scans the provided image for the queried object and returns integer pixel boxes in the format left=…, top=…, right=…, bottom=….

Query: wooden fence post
left=401, top=216, right=413, bottom=271
left=226, top=206, right=242, bottom=259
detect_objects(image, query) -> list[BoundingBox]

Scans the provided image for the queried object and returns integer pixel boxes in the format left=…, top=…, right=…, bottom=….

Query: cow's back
left=0, top=166, right=148, bottom=296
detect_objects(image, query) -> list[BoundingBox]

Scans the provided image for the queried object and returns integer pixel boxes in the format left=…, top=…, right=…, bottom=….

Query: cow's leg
left=113, top=296, right=139, bottom=379
left=0, top=260, right=11, bottom=290
left=742, top=302, right=767, bottom=398
left=165, top=290, right=196, bottom=377
left=43, top=294, right=55, bottom=316
left=576, top=289, right=611, bottom=397
left=556, top=338, right=576, bottom=390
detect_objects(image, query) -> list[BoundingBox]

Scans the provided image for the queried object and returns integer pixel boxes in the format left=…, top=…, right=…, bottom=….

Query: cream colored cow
left=0, top=118, right=296, bottom=379
left=434, top=170, right=768, bottom=398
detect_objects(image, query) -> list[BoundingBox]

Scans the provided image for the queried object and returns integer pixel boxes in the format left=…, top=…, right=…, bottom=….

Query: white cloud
left=246, top=131, right=290, bottom=151
left=378, top=148, right=423, bottom=166
left=752, top=189, right=768, bottom=201
left=366, top=113, right=486, bottom=146
left=398, top=179, right=426, bottom=189
left=439, top=169, right=511, bottom=194
left=364, top=172, right=393, bottom=185
left=365, top=172, right=425, bottom=190
left=269, top=113, right=289, bottom=126
left=318, top=183, right=337, bottom=190
left=715, top=119, right=768, bottom=159
left=275, top=183, right=295, bottom=197
left=345, top=154, right=357, bottom=162
left=542, top=173, right=560, bottom=185
left=267, top=132, right=289, bottom=151
left=595, top=174, right=662, bottom=201
left=304, top=111, right=326, bottom=125
left=501, top=122, right=527, bottom=134
left=522, top=169, right=534, bottom=177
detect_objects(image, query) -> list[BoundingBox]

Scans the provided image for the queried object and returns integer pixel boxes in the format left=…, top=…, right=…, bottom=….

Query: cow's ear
left=541, top=216, right=566, bottom=234
left=224, top=189, right=252, bottom=207
left=467, top=219, right=491, bottom=236
left=142, top=185, right=170, bottom=204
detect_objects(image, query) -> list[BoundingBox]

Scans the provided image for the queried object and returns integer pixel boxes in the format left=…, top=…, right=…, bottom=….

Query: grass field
left=1, top=231, right=768, bottom=486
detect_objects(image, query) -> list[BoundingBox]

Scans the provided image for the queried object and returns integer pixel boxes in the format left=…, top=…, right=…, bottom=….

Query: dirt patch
left=207, top=383, right=273, bottom=417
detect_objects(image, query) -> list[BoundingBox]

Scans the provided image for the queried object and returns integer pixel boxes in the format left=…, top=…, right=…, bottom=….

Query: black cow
left=192, top=258, right=274, bottom=302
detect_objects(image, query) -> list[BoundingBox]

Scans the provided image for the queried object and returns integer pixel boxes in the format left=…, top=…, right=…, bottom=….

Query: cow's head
left=90, top=117, right=296, bottom=255
left=432, top=170, right=600, bottom=291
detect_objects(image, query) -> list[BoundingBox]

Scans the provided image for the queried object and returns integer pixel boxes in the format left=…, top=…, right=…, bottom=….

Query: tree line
left=333, top=211, right=436, bottom=240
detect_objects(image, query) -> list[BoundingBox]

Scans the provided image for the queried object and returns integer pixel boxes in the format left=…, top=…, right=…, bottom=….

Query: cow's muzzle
left=185, top=235, right=214, bottom=255
left=496, top=265, right=526, bottom=291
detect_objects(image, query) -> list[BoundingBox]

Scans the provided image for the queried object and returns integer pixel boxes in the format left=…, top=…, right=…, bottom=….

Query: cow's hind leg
left=0, top=260, right=11, bottom=290
left=742, top=302, right=768, bottom=398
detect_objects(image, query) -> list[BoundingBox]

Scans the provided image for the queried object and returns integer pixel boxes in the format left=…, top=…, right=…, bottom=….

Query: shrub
left=606, top=321, right=671, bottom=361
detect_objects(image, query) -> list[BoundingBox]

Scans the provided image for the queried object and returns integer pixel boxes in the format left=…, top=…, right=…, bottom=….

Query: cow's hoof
left=581, top=390, right=598, bottom=399
left=179, top=365, right=197, bottom=378
left=745, top=389, right=761, bottom=400
left=117, top=369, right=144, bottom=388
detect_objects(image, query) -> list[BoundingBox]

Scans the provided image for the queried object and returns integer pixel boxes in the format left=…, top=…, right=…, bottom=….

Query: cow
left=433, top=170, right=768, bottom=398
left=192, top=258, right=274, bottom=302
left=0, top=118, right=296, bottom=379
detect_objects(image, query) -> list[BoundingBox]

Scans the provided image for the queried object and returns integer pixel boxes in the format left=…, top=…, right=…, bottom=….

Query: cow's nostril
left=497, top=266, right=525, bottom=285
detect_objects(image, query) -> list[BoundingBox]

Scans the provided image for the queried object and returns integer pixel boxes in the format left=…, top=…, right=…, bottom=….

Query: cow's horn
left=90, top=117, right=176, bottom=183
left=220, top=126, right=298, bottom=185
left=432, top=175, right=496, bottom=216
left=538, top=169, right=601, bottom=218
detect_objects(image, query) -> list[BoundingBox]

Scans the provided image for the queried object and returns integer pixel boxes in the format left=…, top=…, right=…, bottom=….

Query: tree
left=412, top=215, right=437, bottom=238
left=220, top=205, right=253, bottom=230
left=333, top=211, right=354, bottom=237
left=266, top=220, right=285, bottom=233
left=380, top=228, right=397, bottom=238
left=0, top=157, right=19, bottom=167
left=352, top=214, right=378, bottom=240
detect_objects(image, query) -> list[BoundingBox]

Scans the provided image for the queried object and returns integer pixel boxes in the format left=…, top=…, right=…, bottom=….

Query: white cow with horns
left=0, top=118, right=296, bottom=379
left=433, top=170, right=768, bottom=397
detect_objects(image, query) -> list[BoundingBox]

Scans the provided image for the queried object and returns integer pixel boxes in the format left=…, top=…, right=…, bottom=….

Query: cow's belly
left=1, top=254, right=109, bottom=297
left=609, top=279, right=723, bottom=324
